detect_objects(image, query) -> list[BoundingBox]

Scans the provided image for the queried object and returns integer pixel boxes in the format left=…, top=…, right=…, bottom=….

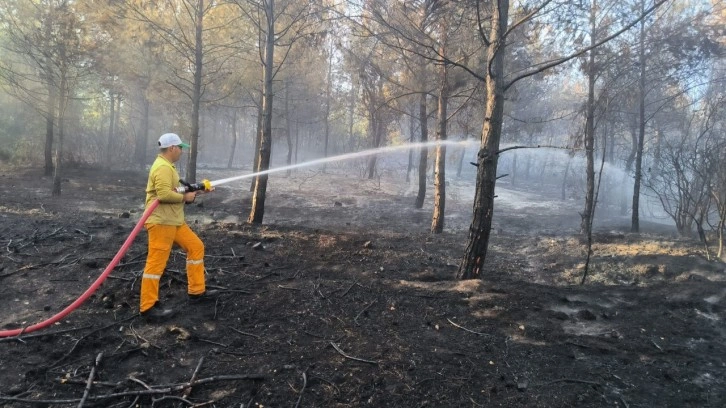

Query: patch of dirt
left=0, top=165, right=725, bottom=407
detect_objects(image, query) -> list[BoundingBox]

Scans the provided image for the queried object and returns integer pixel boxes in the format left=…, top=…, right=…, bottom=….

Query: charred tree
left=52, top=67, right=68, bottom=196
left=251, top=98, right=263, bottom=192
left=44, top=76, right=56, bottom=177
left=105, top=91, right=116, bottom=167
left=580, top=2, right=597, bottom=236
left=631, top=0, right=648, bottom=232
left=456, top=1, right=507, bottom=279
left=457, top=0, right=667, bottom=279
left=248, top=0, right=275, bottom=224
left=135, top=93, right=150, bottom=166
left=284, top=83, right=293, bottom=176
left=227, top=109, right=238, bottom=169
left=431, top=27, right=449, bottom=234
left=186, top=0, right=204, bottom=183
left=415, top=93, right=429, bottom=209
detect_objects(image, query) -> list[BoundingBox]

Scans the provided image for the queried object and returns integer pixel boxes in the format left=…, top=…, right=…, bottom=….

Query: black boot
left=141, top=303, right=174, bottom=321
left=188, top=289, right=220, bottom=303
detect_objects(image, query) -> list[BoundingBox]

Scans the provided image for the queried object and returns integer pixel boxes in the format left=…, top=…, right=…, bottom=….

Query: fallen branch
left=354, top=301, right=376, bottom=326
left=228, top=326, right=261, bottom=339
left=150, top=395, right=194, bottom=406
left=48, top=316, right=136, bottom=368
left=197, top=338, right=228, bottom=348
left=446, top=318, right=492, bottom=336
left=310, top=375, right=340, bottom=397
left=211, top=287, right=251, bottom=294
left=0, top=374, right=266, bottom=405
left=330, top=342, right=377, bottom=365
left=78, top=352, right=103, bottom=408
left=13, top=227, right=63, bottom=251
left=1, top=264, right=41, bottom=279
left=182, top=357, right=205, bottom=398
left=128, top=376, right=153, bottom=390
left=215, top=348, right=277, bottom=357
left=294, top=371, right=307, bottom=408
left=533, top=378, right=601, bottom=387
left=339, top=279, right=359, bottom=297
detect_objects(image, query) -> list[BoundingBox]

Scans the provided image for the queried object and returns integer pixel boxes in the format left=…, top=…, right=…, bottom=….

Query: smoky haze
left=0, top=0, right=722, bottom=243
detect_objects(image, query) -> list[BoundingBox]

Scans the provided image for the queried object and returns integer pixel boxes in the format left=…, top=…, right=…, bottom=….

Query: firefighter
left=140, top=133, right=217, bottom=320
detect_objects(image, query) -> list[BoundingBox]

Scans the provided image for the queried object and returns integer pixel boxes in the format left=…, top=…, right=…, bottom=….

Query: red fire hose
left=0, top=199, right=160, bottom=338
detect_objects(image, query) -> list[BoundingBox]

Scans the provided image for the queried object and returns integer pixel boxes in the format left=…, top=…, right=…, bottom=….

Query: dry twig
left=77, top=352, right=103, bottom=408
left=294, top=371, right=307, bottom=408
left=330, top=342, right=377, bottom=364
left=534, top=378, right=601, bottom=387
left=446, top=318, right=492, bottom=336
left=339, top=279, right=359, bottom=297
left=48, top=316, right=136, bottom=368
left=182, top=357, right=205, bottom=398
left=197, top=338, right=228, bottom=348
left=228, top=326, right=261, bottom=339
left=354, top=301, right=376, bottom=325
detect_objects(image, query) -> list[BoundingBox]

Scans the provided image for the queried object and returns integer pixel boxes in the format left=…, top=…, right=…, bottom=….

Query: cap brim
left=179, top=142, right=191, bottom=148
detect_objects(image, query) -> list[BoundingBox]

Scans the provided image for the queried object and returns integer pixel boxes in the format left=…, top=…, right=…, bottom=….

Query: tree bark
left=251, top=97, right=263, bottom=191
left=248, top=0, right=275, bottom=224
left=323, top=40, right=333, bottom=172
left=415, top=93, right=428, bottom=209
left=631, top=0, right=647, bottom=233
left=186, top=0, right=204, bottom=183
left=52, top=71, right=67, bottom=196
left=347, top=78, right=357, bottom=151
left=43, top=15, right=55, bottom=177
left=366, top=99, right=382, bottom=179
left=105, top=91, right=116, bottom=167
left=44, top=79, right=56, bottom=177
left=285, top=83, right=293, bottom=176
left=136, top=94, right=150, bottom=166
left=431, top=28, right=449, bottom=234
left=580, top=1, right=597, bottom=235
left=457, top=0, right=508, bottom=280
left=406, top=104, right=415, bottom=183
left=717, top=198, right=725, bottom=260
left=227, top=109, right=238, bottom=169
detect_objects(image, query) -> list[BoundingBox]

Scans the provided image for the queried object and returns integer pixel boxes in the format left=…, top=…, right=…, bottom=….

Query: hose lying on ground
left=0, top=200, right=160, bottom=338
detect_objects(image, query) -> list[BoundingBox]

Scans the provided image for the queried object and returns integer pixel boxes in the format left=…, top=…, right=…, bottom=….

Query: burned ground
left=0, top=165, right=725, bottom=407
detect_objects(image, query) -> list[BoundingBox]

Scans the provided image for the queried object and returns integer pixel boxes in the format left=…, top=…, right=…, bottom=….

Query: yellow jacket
left=145, top=155, right=186, bottom=225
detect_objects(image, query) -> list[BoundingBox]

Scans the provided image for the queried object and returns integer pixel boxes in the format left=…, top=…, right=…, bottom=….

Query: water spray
left=209, top=139, right=479, bottom=188
left=0, top=139, right=477, bottom=338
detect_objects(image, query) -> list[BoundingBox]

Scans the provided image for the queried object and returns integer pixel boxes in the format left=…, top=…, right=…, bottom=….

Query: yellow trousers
left=140, top=223, right=206, bottom=313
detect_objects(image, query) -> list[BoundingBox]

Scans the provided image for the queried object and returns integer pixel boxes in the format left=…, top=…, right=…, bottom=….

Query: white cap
left=158, top=133, right=190, bottom=148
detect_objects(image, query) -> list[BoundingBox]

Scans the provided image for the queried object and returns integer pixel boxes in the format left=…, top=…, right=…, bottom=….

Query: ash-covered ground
left=0, top=164, right=724, bottom=407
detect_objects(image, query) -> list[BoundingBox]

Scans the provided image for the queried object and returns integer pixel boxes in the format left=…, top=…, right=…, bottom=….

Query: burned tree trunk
left=248, top=0, right=275, bottom=224
left=431, top=29, right=449, bottom=234
left=457, top=1, right=507, bottom=280
left=415, top=93, right=429, bottom=209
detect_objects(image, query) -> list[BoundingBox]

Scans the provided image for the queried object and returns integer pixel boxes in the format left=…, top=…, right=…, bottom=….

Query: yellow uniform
left=140, top=155, right=206, bottom=313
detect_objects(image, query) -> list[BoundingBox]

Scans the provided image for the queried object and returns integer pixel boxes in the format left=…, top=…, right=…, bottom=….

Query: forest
left=1, top=0, right=726, bottom=407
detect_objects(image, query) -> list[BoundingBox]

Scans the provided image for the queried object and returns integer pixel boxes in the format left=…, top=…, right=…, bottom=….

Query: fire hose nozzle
left=176, top=179, right=212, bottom=193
